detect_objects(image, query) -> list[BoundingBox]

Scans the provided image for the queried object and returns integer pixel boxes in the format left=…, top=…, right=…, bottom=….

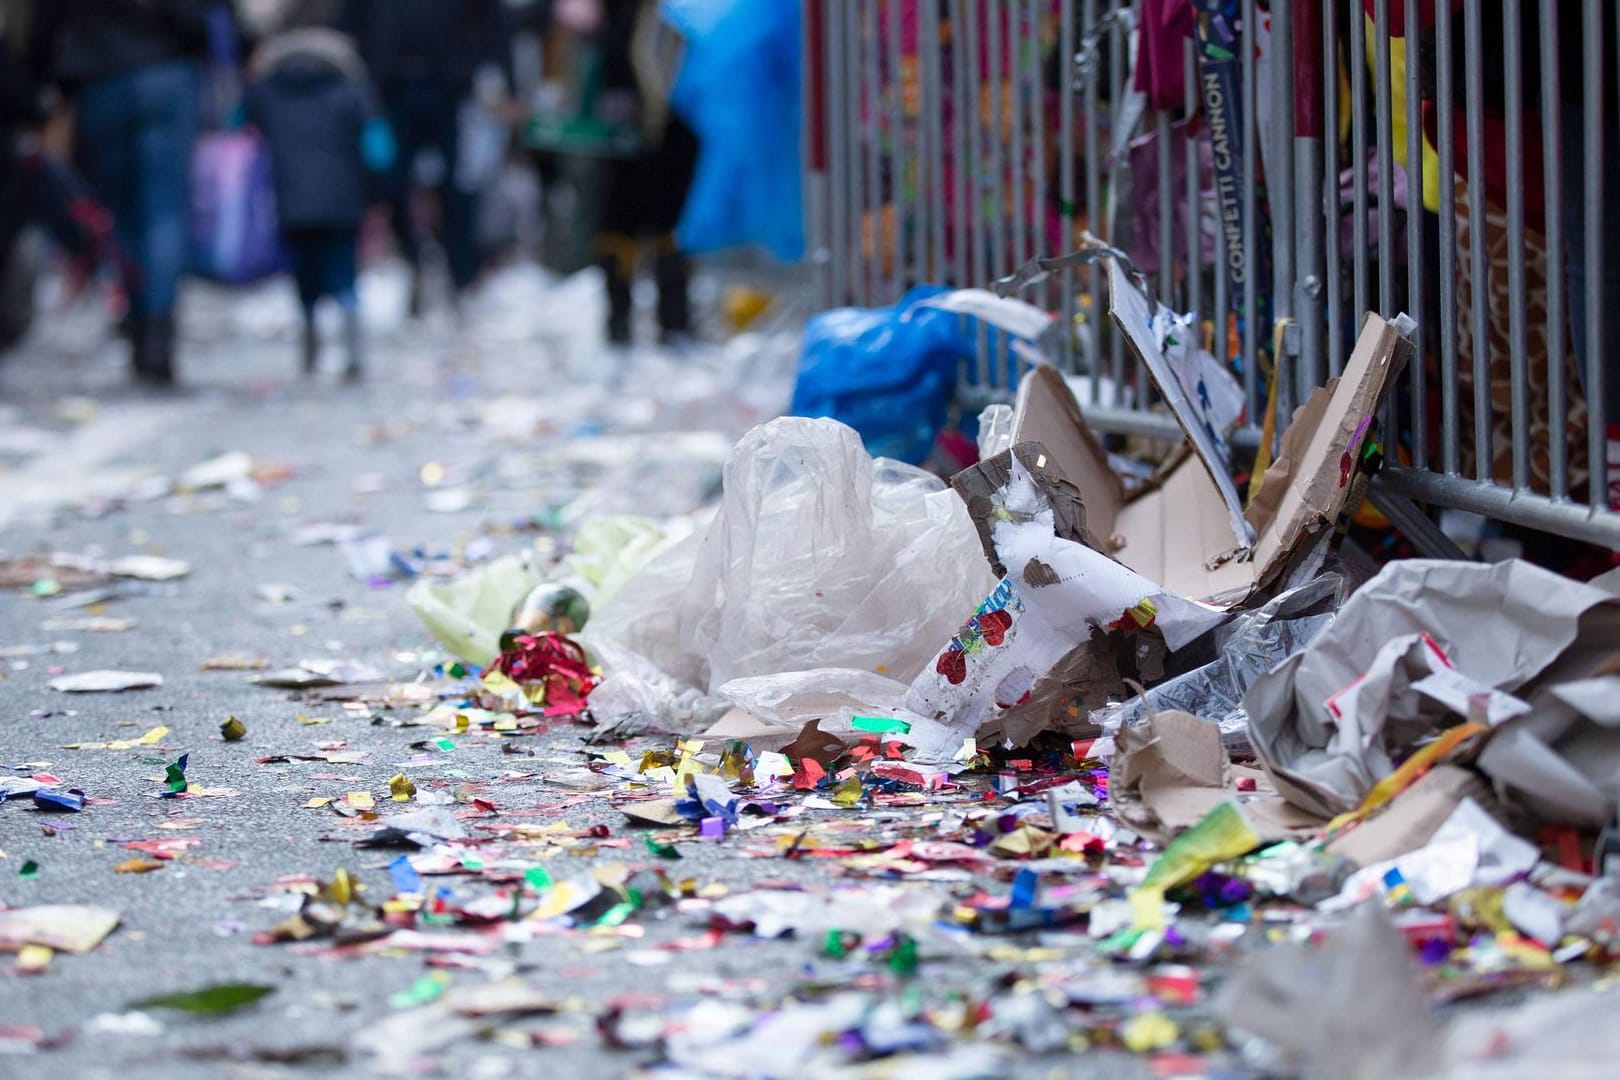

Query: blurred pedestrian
left=245, top=26, right=393, bottom=378
left=585, top=0, right=698, bottom=346
left=340, top=0, right=511, bottom=315
left=29, top=0, right=218, bottom=385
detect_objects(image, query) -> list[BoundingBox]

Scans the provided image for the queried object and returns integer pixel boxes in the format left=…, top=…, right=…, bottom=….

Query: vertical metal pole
left=1325, top=0, right=1343, bottom=376
left=1080, top=0, right=1102, bottom=384
left=862, top=1, right=883, bottom=304
left=1109, top=7, right=1126, bottom=388
left=911, top=7, right=929, bottom=285
left=1241, top=0, right=1259, bottom=419
left=1374, top=0, right=1396, bottom=316
left=1502, top=0, right=1530, bottom=492
left=1157, top=110, right=1174, bottom=306
left=951, top=0, right=971, bottom=289
left=1405, top=0, right=1427, bottom=468
left=1540, top=0, right=1567, bottom=500
left=1294, top=0, right=1325, bottom=394
left=966, top=1, right=987, bottom=287
left=824, top=0, right=845, bottom=307
left=966, top=3, right=989, bottom=380
left=1029, top=0, right=1048, bottom=321
left=1185, top=38, right=1201, bottom=320
left=988, top=0, right=1007, bottom=285
left=1437, top=0, right=1460, bottom=475
left=1463, top=0, right=1492, bottom=480
left=888, top=0, right=908, bottom=292
left=855, top=3, right=868, bottom=304
left=1349, top=4, right=1369, bottom=322
left=925, top=4, right=947, bottom=286
left=1010, top=2, right=1028, bottom=275
left=1062, top=0, right=1080, bottom=371
left=1586, top=0, right=1609, bottom=509
left=805, top=0, right=830, bottom=310
left=1272, top=1, right=1297, bottom=421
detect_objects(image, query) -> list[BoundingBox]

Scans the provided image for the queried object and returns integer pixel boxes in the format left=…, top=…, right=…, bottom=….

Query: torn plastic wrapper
left=713, top=668, right=908, bottom=737
left=1246, top=559, right=1620, bottom=819
left=1091, top=574, right=1343, bottom=755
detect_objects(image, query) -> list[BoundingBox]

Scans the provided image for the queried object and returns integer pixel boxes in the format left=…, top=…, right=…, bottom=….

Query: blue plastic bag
left=661, top=0, right=803, bottom=260
left=791, top=287, right=979, bottom=464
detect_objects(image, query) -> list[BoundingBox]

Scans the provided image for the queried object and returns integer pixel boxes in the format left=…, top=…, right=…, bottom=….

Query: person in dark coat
left=29, top=0, right=217, bottom=384
left=245, top=26, right=392, bottom=378
left=592, top=0, right=698, bottom=346
left=339, top=0, right=511, bottom=313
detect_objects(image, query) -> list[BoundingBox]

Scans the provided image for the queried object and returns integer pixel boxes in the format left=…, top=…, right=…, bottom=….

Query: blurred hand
left=554, top=0, right=604, bottom=35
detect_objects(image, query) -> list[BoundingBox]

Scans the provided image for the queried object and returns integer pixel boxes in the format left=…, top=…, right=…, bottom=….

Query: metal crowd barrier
left=801, top=1, right=1620, bottom=551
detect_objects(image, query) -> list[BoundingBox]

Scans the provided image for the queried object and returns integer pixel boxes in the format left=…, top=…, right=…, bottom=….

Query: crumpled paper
left=1245, top=560, right=1620, bottom=818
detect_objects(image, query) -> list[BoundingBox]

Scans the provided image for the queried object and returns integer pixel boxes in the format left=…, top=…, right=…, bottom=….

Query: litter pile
left=6, top=254, right=1620, bottom=1077
left=363, top=254, right=1620, bottom=1073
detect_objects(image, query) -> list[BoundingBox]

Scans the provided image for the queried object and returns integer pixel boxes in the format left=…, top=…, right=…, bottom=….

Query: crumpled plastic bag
left=406, top=553, right=545, bottom=666
left=717, top=668, right=909, bottom=734
left=586, top=418, right=996, bottom=702
left=409, top=517, right=685, bottom=666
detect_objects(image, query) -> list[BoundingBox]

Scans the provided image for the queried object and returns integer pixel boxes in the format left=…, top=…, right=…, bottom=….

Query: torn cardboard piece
left=1005, top=304, right=1407, bottom=605
left=1111, top=710, right=1232, bottom=839
left=952, top=441, right=1103, bottom=578
left=1111, top=710, right=1324, bottom=843
left=1246, top=559, right=1620, bottom=819
left=1324, top=764, right=1495, bottom=868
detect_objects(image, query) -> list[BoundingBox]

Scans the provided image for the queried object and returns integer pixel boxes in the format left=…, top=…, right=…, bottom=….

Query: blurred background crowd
left=0, top=0, right=786, bottom=385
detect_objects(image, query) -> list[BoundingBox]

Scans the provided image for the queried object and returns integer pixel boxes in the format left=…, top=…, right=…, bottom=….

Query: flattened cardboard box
left=1007, top=277, right=1409, bottom=607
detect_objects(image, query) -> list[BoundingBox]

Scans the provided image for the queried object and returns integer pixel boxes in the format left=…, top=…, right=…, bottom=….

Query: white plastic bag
left=586, top=417, right=997, bottom=698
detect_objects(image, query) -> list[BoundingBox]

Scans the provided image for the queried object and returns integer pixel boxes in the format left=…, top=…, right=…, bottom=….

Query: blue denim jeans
left=75, top=61, right=202, bottom=318
left=384, top=78, right=477, bottom=291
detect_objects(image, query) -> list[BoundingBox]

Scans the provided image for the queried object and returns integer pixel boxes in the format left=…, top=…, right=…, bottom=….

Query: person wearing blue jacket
left=29, top=0, right=217, bottom=385
left=245, top=27, right=393, bottom=379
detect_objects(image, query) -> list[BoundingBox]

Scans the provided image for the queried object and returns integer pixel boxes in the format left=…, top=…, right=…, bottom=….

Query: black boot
left=653, top=248, right=691, bottom=342
left=301, top=316, right=320, bottom=375
left=598, top=235, right=636, bottom=346
left=133, top=313, right=175, bottom=385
